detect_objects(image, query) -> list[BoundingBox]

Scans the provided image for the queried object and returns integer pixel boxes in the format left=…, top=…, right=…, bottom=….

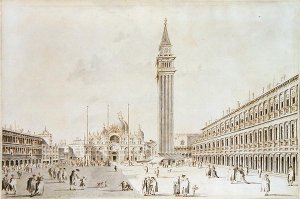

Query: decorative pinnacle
left=164, top=18, right=167, bottom=26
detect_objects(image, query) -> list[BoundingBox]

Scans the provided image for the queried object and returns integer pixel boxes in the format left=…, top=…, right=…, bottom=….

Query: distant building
left=69, top=137, right=85, bottom=160
left=144, top=140, right=157, bottom=159
left=85, top=114, right=146, bottom=163
left=192, top=74, right=299, bottom=175
left=174, top=134, right=200, bottom=158
left=2, top=127, right=43, bottom=166
left=58, top=140, right=70, bottom=163
left=36, top=127, right=59, bottom=164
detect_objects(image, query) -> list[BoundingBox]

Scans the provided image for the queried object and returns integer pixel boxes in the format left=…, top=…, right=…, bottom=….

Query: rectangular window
left=292, top=97, right=296, bottom=104
left=287, top=99, right=289, bottom=106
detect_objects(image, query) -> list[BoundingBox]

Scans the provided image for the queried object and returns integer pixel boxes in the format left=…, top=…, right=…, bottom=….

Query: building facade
left=2, top=128, right=43, bottom=167
left=156, top=19, right=176, bottom=154
left=85, top=114, right=146, bottom=163
left=174, top=134, right=200, bottom=158
left=69, top=137, right=85, bottom=160
left=192, top=75, right=299, bottom=175
left=36, top=127, right=59, bottom=164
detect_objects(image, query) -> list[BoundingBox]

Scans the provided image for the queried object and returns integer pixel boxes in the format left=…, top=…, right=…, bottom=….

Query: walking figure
left=261, top=174, right=270, bottom=196
left=288, top=166, right=295, bottom=186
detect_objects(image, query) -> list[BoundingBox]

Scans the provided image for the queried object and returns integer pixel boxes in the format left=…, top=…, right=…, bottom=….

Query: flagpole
left=127, top=104, right=130, bottom=166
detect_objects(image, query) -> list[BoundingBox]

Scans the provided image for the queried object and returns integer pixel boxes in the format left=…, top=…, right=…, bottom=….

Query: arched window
left=110, top=135, right=120, bottom=143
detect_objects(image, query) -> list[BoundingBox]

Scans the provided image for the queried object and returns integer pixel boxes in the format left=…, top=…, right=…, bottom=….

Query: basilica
left=85, top=114, right=148, bottom=163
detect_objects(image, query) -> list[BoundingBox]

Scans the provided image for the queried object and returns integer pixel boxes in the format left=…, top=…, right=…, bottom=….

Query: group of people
left=173, top=174, right=190, bottom=197
left=69, top=169, right=86, bottom=190
left=2, top=174, right=17, bottom=195
left=120, top=180, right=133, bottom=191
left=142, top=176, right=158, bottom=196
left=228, top=165, right=249, bottom=184
left=48, top=167, right=68, bottom=182
left=206, top=165, right=219, bottom=178
left=26, top=173, right=45, bottom=197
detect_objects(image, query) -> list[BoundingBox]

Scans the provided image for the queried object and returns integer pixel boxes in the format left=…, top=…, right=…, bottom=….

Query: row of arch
left=2, top=159, right=42, bottom=167
left=193, top=153, right=298, bottom=175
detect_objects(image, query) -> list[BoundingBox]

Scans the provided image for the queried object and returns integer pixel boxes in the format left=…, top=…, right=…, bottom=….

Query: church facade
left=85, top=114, right=146, bottom=163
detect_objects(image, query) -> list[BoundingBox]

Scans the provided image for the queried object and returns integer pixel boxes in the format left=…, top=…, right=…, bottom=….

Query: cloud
left=113, top=32, right=129, bottom=43
left=67, top=55, right=110, bottom=85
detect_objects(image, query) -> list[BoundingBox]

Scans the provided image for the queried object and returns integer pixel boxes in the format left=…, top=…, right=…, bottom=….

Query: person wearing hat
left=69, top=170, right=79, bottom=190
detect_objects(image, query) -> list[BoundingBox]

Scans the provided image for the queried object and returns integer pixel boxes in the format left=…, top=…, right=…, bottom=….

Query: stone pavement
left=119, top=164, right=298, bottom=198
left=2, top=166, right=140, bottom=198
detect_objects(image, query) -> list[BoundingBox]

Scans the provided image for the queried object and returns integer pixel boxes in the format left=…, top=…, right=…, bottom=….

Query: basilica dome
left=136, top=125, right=144, bottom=138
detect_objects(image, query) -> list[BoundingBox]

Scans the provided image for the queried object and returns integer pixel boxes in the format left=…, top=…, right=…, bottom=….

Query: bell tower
left=156, top=19, right=176, bottom=155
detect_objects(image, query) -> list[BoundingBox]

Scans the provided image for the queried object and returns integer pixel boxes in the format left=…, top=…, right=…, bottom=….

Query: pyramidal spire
left=160, top=18, right=171, bottom=46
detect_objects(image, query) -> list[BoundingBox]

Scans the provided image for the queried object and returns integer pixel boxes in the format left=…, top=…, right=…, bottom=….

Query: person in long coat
left=181, top=175, right=190, bottom=197
left=142, top=177, right=148, bottom=195
left=261, top=174, right=270, bottom=196
left=34, top=176, right=44, bottom=196
left=8, top=175, right=17, bottom=195
left=69, top=170, right=77, bottom=190
left=27, top=175, right=37, bottom=196
left=2, top=174, right=9, bottom=194
left=288, top=166, right=295, bottom=186
left=173, top=181, right=180, bottom=196
left=150, top=177, right=158, bottom=195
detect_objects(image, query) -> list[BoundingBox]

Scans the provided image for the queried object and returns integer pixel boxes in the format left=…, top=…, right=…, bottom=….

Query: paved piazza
left=2, top=164, right=298, bottom=198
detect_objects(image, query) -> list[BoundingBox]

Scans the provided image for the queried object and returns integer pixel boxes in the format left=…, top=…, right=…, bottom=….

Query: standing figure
left=181, top=175, right=190, bottom=197
left=142, top=177, right=148, bottom=196
left=79, top=177, right=86, bottom=190
left=150, top=177, right=158, bottom=195
left=17, top=170, right=23, bottom=179
left=288, top=166, right=295, bottom=186
left=145, top=165, right=149, bottom=173
left=245, top=165, right=249, bottom=175
left=258, top=167, right=262, bottom=178
left=48, top=167, right=52, bottom=178
left=114, top=165, right=117, bottom=172
left=155, top=167, right=160, bottom=178
left=62, top=168, right=68, bottom=181
left=26, top=175, right=37, bottom=196
left=69, top=170, right=77, bottom=190
left=173, top=181, right=180, bottom=196
left=34, top=176, right=45, bottom=196
left=206, top=165, right=211, bottom=178
left=8, top=174, right=17, bottom=195
left=261, top=174, right=270, bottom=196
left=2, top=174, right=9, bottom=194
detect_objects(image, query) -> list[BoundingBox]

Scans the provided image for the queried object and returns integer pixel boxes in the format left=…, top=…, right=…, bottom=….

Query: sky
left=2, top=0, right=299, bottom=144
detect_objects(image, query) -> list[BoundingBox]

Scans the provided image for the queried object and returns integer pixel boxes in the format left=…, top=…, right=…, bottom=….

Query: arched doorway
left=281, top=157, right=284, bottom=173
left=111, top=152, right=118, bottom=162
left=275, top=157, right=279, bottom=173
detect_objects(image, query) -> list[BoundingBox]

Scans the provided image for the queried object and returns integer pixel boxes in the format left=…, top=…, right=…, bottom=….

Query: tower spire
left=160, top=18, right=171, bottom=46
